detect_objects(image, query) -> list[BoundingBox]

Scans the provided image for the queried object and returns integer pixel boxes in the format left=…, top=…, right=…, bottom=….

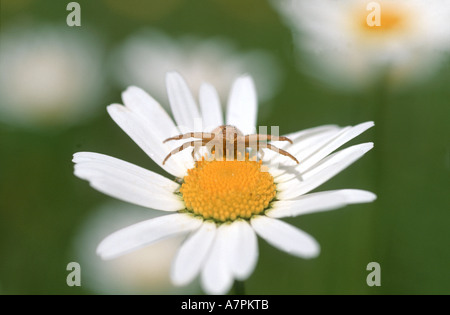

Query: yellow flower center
left=350, top=2, right=416, bottom=40
left=362, top=4, right=404, bottom=32
left=180, top=157, right=277, bottom=222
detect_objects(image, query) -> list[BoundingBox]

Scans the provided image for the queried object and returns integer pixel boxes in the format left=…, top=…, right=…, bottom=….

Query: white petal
left=97, top=213, right=202, bottom=260
left=107, top=104, right=188, bottom=177
left=166, top=72, right=201, bottom=132
left=263, top=124, right=341, bottom=164
left=199, top=83, right=223, bottom=131
left=225, top=220, right=258, bottom=280
left=267, top=127, right=344, bottom=174
left=268, top=189, right=376, bottom=218
left=284, top=124, right=340, bottom=140
left=201, top=224, right=234, bottom=295
left=226, top=75, right=257, bottom=135
left=304, top=142, right=373, bottom=180
left=171, top=221, right=217, bottom=286
left=121, top=86, right=177, bottom=140
left=286, top=128, right=343, bottom=162
left=73, top=152, right=184, bottom=211
left=121, top=86, right=195, bottom=172
left=277, top=142, right=374, bottom=199
left=297, top=121, right=374, bottom=173
left=251, top=216, right=320, bottom=259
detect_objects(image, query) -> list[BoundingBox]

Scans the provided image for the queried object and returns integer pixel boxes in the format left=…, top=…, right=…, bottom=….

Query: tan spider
left=162, top=125, right=299, bottom=165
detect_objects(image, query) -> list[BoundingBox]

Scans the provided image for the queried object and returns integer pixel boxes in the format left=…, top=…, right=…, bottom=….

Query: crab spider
left=162, top=125, right=299, bottom=165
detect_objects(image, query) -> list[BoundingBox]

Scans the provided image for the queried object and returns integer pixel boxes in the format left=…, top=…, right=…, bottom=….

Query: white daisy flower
left=73, top=72, right=376, bottom=294
left=273, top=0, right=450, bottom=90
left=0, top=24, right=104, bottom=127
left=110, top=29, right=282, bottom=106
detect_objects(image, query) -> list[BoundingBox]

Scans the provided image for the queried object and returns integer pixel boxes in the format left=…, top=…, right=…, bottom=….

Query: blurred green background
left=0, top=0, right=449, bottom=294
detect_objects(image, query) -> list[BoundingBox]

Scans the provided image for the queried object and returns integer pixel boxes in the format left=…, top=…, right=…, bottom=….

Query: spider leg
left=162, top=140, right=205, bottom=165
left=163, top=132, right=214, bottom=143
left=245, top=134, right=293, bottom=145
left=259, top=143, right=299, bottom=164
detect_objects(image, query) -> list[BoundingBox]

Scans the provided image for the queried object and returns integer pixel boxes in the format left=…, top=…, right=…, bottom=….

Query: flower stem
left=370, top=73, right=392, bottom=278
left=233, top=280, right=246, bottom=295
left=373, top=78, right=388, bottom=191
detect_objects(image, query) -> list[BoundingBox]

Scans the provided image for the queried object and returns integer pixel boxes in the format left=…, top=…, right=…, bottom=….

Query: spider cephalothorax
left=162, top=125, right=299, bottom=165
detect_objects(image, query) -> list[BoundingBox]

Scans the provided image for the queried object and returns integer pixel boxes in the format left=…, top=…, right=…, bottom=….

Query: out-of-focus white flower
left=110, top=29, right=282, bottom=106
left=0, top=25, right=105, bottom=128
left=274, top=0, right=450, bottom=90
left=102, top=0, right=183, bottom=21
left=73, top=201, right=199, bottom=294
